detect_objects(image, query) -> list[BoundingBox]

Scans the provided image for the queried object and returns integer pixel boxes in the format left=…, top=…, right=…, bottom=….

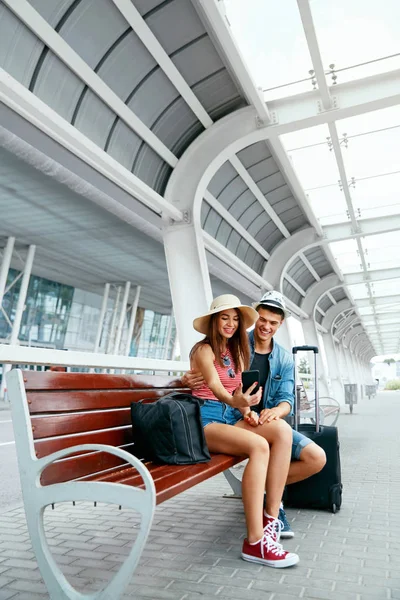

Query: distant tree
left=298, top=357, right=311, bottom=374
left=383, top=358, right=396, bottom=365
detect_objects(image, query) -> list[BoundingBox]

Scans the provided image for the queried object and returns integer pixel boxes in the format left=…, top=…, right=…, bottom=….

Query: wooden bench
left=7, top=369, right=243, bottom=600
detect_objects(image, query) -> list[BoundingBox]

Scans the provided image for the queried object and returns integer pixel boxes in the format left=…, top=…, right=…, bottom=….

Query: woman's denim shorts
left=199, top=399, right=238, bottom=428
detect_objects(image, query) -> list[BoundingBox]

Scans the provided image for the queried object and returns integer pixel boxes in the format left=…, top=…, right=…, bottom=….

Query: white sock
left=249, top=538, right=263, bottom=545
left=263, top=510, right=275, bottom=520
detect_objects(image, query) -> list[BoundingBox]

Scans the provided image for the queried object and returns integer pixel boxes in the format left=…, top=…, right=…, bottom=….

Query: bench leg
left=223, top=468, right=243, bottom=499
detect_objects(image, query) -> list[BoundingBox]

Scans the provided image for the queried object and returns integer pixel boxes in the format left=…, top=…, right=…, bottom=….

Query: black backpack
left=130, top=392, right=210, bottom=465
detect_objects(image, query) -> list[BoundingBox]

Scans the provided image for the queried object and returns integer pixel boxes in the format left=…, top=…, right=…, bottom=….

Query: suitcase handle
left=292, top=345, right=319, bottom=354
left=292, top=346, right=319, bottom=432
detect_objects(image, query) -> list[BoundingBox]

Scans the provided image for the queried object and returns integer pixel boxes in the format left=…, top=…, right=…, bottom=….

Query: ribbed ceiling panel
left=201, top=202, right=265, bottom=274
left=318, top=295, right=333, bottom=313
left=303, top=247, right=332, bottom=279
left=331, top=287, right=347, bottom=303
left=287, top=257, right=315, bottom=292
left=283, top=278, right=303, bottom=306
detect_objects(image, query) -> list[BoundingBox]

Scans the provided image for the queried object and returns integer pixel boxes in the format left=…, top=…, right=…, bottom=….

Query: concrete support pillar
left=1, top=245, right=35, bottom=400
left=114, top=282, right=131, bottom=354
left=0, top=237, right=15, bottom=307
left=125, top=285, right=141, bottom=356
left=274, top=319, right=293, bottom=352
left=301, top=319, right=329, bottom=397
left=93, top=283, right=110, bottom=353
left=322, top=333, right=344, bottom=404
left=163, top=220, right=212, bottom=360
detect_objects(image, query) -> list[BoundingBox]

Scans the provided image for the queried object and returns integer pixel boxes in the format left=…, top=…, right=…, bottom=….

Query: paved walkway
left=0, top=391, right=399, bottom=599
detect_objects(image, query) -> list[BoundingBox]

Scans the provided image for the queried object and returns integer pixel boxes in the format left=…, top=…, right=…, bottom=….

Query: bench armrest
left=27, top=444, right=155, bottom=600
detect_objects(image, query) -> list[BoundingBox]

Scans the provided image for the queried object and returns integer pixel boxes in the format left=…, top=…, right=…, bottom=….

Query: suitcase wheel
left=332, top=504, right=337, bottom=514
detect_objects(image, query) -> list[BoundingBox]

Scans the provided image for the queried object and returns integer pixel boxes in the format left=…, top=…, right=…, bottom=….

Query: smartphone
left=242, top=370, right=260, bottom=394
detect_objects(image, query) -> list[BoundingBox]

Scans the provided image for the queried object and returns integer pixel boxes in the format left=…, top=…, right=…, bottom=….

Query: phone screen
left=242, top=370, right=260, bottom=394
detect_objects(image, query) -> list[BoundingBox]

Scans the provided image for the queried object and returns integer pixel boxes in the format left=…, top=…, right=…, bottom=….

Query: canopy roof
left=0, top=0, right=398, bottom=357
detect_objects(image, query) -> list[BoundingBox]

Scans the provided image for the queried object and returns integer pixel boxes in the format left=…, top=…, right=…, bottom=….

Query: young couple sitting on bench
left=185, top=291, right=326, bottom=568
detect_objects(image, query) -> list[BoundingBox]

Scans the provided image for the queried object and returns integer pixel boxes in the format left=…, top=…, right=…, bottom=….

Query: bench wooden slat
left=23, top=371, right=183, bottom=391
left=32, top=408, right=132, bottom=439
left=40, top=447, right=135, bottom=485
left=35, top=427, right=133, bottom=458
left=26, top=389, right=177, bottom=414
left=81, top=454, right=241, bottom=505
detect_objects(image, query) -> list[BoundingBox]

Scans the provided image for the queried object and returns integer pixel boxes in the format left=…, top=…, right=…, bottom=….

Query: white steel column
left=301, top=319, right=329, bottom=397
left=1, top=244, right=35, bottom=400
left=163, top=311, right=174, bottom=360
left=106, top=286, right=121, bottom=354
left=163, top=219, right=212, bottom=360
left=114, top=281, right=131, bottom=354
left=9, top=245, right=35, bottom=345
left=125, top=285, right=141, bottom=356
left=0, top=237, right=15, bottom=307
left=274, top=319, right=293, bottom=352
left=322, top=333, right=344, bottom=403
left=93, top=283, right=110, bottom=353
left=343, top=345, right=357, bottom=387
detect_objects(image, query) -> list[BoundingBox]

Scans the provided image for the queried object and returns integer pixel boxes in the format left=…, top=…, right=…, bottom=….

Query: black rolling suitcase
left=284, top=345, right=343, bottom=513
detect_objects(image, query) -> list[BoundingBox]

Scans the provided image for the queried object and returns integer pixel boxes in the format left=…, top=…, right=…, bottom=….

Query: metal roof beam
left=357, top=294, right=400, bottom=308
left=296, top=0, right=332, bottom=109
left=344, top=267, right=400, bottom=285
left=267, top=68, right=400, bottom=135
left=323, top=214, right=400, bottom=242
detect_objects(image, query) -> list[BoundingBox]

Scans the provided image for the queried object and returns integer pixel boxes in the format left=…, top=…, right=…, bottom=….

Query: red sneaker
left=263, top=512, right=282, bottom=542
left=242, top=533, right=299, bottom=568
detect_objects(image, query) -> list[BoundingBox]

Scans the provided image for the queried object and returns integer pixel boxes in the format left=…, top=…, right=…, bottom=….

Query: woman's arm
left=192, top=345, right=261, bottom=409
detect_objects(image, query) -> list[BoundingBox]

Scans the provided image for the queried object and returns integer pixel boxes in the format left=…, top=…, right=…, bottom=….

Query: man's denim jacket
left=225, top=330, right=294, bottom=421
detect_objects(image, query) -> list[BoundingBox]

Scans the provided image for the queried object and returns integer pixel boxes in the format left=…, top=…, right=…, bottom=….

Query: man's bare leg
left=286, top=442, right=326, bottom=485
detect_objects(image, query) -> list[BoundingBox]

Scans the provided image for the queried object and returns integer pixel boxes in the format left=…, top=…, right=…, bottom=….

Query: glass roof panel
left=328, top=239, right=360, bottom=273
left=224, top=0, right=312, bottom=99
left=281, top=125, right=341, bottom=189
left=368, top=280, right=400, bottom=297
left=307, top=187, right=348, bottom=227
left=361, top=233, right=400, bottom=271
left=310, top=0, right=400, bottom=84
left=350, top=175, right=400, bottom=221
left=347, top=283, right=373, bottom=300
left=338, top=106, right=400, bottom=137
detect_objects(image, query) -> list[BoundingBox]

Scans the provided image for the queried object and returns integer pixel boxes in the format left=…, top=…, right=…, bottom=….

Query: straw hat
left=193, top=294, right=259, bottom=335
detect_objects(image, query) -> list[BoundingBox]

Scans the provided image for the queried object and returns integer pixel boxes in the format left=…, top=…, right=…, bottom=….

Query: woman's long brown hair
left=190, top=309, right=250, bottom=373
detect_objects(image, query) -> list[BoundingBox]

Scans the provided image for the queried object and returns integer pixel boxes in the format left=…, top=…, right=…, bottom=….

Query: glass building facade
left=1, top=269, right=176, bottom=359
left=0, top=268, right=74, bottom=348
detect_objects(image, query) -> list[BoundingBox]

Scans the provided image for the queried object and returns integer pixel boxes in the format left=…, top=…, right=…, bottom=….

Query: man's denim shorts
left=199, top=399, right=238, bottom=427
left=292, top=429, right=312, bottom=460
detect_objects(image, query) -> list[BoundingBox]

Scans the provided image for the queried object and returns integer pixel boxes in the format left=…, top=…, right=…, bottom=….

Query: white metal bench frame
left=8, top=368, right=156, bottom=600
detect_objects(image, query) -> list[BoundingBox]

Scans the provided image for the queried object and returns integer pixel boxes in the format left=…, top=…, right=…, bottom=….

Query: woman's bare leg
left=204, top=423, right=269, bottom=543
left=235, top=419, right=292, bottom=518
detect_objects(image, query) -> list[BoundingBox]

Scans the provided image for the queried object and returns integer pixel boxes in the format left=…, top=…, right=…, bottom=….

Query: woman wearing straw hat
left=191, top=294, right=299, bottom=568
